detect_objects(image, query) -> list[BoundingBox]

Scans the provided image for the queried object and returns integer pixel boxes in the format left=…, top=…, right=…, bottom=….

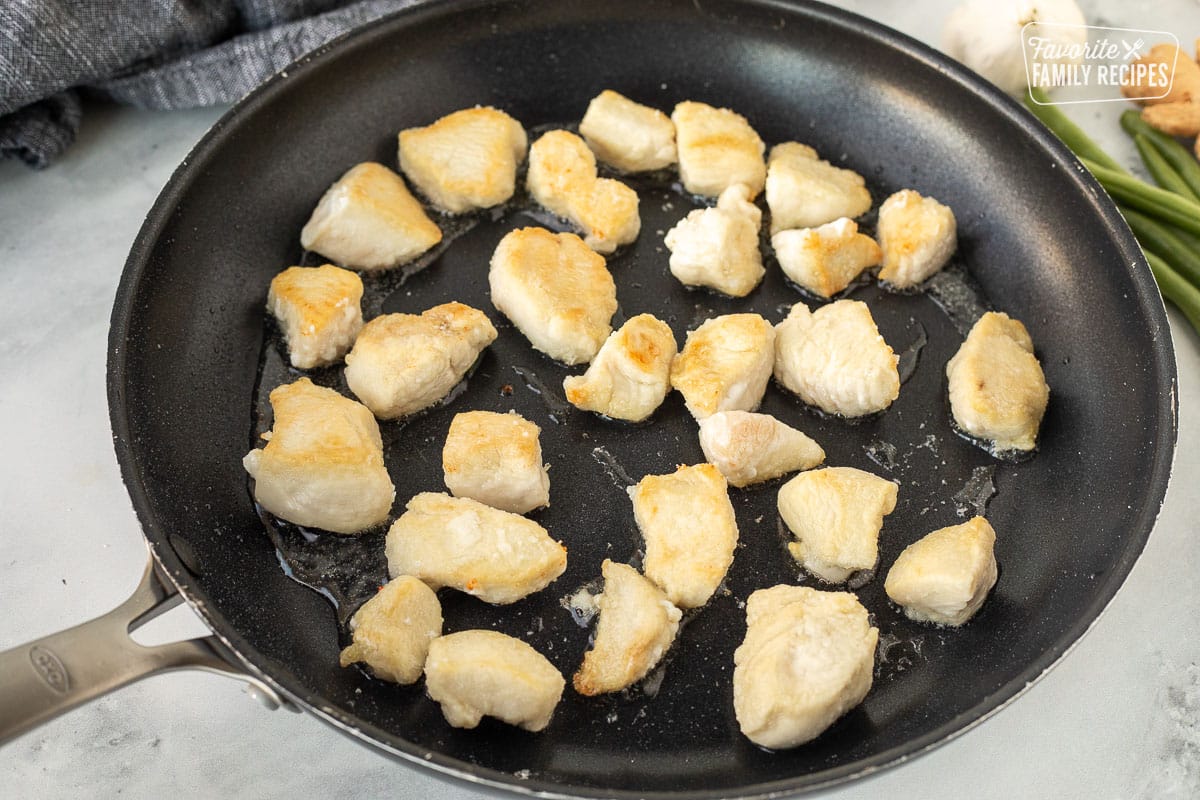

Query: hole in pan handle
left=0, top=543, right=295, bottom=746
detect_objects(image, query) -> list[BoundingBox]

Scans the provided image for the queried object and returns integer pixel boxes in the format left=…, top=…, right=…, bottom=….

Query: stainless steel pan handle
left=0, top=545, right=292, bottom=745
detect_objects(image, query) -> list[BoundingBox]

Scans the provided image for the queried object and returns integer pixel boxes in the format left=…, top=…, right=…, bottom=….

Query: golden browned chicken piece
left=343, top=301, right=497, bottom=420
left=489, top=226, right=617, bottom=365
left=424, top=630, right=565, bottom=732
left=664, top=183, right=765, bottom=297
left=670, top=313, right=775, bottom=420
left=242, top=377, right=394, bottom=534
left=876, top=189, right=957, bottom=289
left=385, top=492, right=566, bottom=604
left=671, top=101, right=766, bottom=198
left=579, top=90, right=677, bottom=172
left=885, top=516, right=998, bottom=626
left=398, top=106, right=528, bottom=213
left=946, top=311, right=1049, bottom=452
left=773, top=300, right=899, bottom=417
left=777, top=466, right=898, bottom=583
left=526, top=129, right=641, bottom=253
left=338, top=575, right=442, bottom=684
left=267, top=264, right=363, bottom=369
left=562, top=314, right=677, bottom=422
left=573, top=560, right=681, bottom=696
left=628, top=463, right=739, bottom=609
left=698, top=410, right=825, bottom=488
left=300, top=162, right=442, bottom=271
left=734, top=585, right=878, bottom=749
left=442, top=410, right=550, bottom=514
left=771, top=218, right=882, bottom=298
left=765, top=142, right=872, bottom=235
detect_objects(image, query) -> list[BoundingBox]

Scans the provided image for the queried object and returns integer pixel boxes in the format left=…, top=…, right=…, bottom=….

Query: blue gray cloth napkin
left=0, top=0, right=425, bottom=168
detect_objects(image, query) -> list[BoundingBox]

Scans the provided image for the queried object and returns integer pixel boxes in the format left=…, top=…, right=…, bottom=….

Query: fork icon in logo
left=1122, top=38, right=1145, bottom=59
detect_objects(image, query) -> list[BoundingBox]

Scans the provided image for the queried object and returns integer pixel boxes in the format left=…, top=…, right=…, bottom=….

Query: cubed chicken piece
left=424, top=630, right=564, bottom=732
left=562, top=313, right=677, bottom=422
left=876, top=189, right=957, bottom=289
left=338, top=575, right=442, bottom=684
left=777, top=467, right=898, bottom=583
left=442, top=410, right=549, bottom=514
left=526, top=130, right=641, bottom=253
left=628, top=463, right=739, bottom=609
left=398, top=106, right=528, bottom=213
left=885, top=516, right=998, bottom=626
left=573, top=560, right=682, bottom=696
left=242, top=378, right=394, bottom=534
left=579, top=89, right=677, bottom=172
left=385, top=492, right=566, bottom=604
left=344, top=301, right=497, bottom=420
left=772, top=218, right=882, bottom=298
left=672, top=101, right=766, bottom=198
left=664, top=183, right=765, bottom=297
left=300, top=162, right=442, bottom=271
left=670, top=313, right=775, bottom=420
left=764, top=142, right=872, bottom=235
left=489, top=227, right=617, bottom=365
left=946, top=311, right=1049, bottom=452
left=698, top=410, right=825, bottom=488
left=774, top=300, right=899, bottom=417
left=267, top=264, right=364, bottom=369
left=733, top=585, right=878, bottom=749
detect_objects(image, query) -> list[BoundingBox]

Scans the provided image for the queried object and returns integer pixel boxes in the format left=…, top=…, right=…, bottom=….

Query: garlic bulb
left=942, top=0, right=1086, bottom=95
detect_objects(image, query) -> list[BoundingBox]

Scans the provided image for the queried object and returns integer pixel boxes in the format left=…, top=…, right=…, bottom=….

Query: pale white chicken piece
left=876, top=189, right=957, bottom=289
left=777, top=466, right=898, bottom=583
left=300, top=162, right=442, bottom=271
left=424, top=630, right=565, bottom=732
left=526, top=129, right=641, bottom=253
left=764, top=142, right=872, bottom=235
left=562, top=313, right=677, bottom=422
left=885, top=516, right=998, bottom=626
left=579, top=89, right=677, bottom=172
left=267, top=264, right=363, bottom=369
left=670, top=313, right=775, bottom=420
left=771, top=218, right=882, bottom=298
left=242, top=378, right=394, bottom=534
left=698, top=410, right=825, bottom=488
left=628, top=463, right=739, bottom=609
left=489, top=227, right=617, bottom=365
left=733, top=585, right=878, bottom=749
left=344, top=301, right=497, bottom=420
left=773, top=300, right=899, bottom=417
left=338, top=575, right=442, bottom=684
left=664, top=183, right=765, bottom=297
left=946, top=311, right=1049, bottom=452
left=573, top=560, right=682, bottom=696
left=671, top=101, right=766, bottom=198
left=385, top=492, right=566, bottom=604
left=398, top=106, right=528, bottom=213
left=442, top=410, right=549, bottom=514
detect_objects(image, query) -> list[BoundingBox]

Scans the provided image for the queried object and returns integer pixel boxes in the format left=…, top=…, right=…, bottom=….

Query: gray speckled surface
left=2, top=2, right=1199, bottom=798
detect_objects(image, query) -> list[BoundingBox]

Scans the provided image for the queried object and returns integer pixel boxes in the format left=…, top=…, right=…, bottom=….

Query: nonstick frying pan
left=0, top=0, right=1176, bottom=797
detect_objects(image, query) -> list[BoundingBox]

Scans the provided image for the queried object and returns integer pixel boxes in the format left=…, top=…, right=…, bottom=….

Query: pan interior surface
left=109, top=0, right=1174, bottom=797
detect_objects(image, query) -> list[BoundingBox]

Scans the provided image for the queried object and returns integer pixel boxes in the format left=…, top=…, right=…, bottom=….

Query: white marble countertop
left=1, top=1, right=1198, bottom=798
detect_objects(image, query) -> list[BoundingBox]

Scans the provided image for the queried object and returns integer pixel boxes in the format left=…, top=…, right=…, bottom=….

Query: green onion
left=1081, top=158, right=1200, bottom=239
left=1120, top=110, right=1200, bottom=200
left=1024, top=88, right=1126, bottom=172
left=1134, top=133, right=1200, bottom=203
left=1143, top=248, right=1200, bottom=334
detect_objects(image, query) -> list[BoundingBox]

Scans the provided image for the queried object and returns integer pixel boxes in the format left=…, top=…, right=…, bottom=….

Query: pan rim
left=107, top=0, right=1178, bottom=797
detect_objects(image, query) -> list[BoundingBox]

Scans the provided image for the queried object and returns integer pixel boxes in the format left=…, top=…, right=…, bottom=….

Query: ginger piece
left=1142, top=101, right=1200, bottom=137
left=1122, top=44, right=1200, bottom=105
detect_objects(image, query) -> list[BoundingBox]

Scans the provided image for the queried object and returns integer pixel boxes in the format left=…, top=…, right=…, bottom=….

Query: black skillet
left=0, top=0, right=1176, bottom=797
